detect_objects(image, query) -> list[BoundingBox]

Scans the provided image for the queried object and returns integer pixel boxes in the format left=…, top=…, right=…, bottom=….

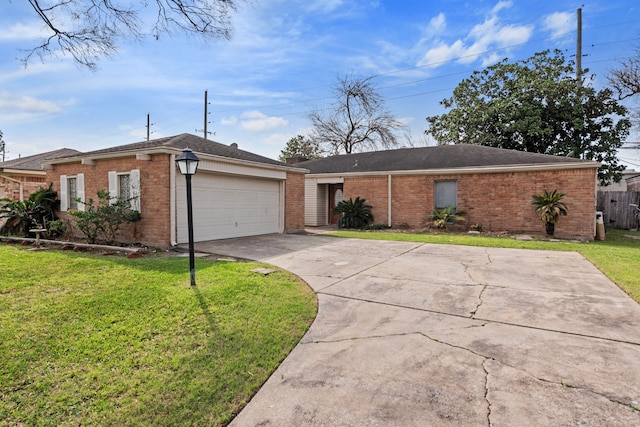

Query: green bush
left=428, top=206, right=466, bottom=229
left=69, top=189, right=141, bottom=245
left=334, top=197, right=374, bottom=229
left=0, top=184, right=58, bottom=237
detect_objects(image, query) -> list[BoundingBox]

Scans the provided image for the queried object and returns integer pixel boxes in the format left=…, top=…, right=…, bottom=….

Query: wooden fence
left=597, top=191, right=640, bottom=230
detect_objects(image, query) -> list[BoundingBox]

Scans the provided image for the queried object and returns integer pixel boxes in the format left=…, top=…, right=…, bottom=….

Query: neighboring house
left=597, top=169, right=640, bottom=192
left=0, top=148, right=80, bottom=201
left=299, top=144, right=600, bottom=240
left=42, top=134, right=307, bottom=248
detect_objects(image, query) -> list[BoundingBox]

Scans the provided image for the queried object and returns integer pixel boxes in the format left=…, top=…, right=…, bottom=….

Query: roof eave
left=306, top=161, right=600, bottom=178
left=42, top=146, right=309, bottom=174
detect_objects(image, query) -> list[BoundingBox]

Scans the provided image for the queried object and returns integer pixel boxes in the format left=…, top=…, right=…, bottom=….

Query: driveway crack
left=470, top=284, right=488, bottom=318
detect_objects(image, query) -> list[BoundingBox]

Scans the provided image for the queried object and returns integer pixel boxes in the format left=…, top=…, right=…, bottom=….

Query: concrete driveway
left=192, top=234, right=640, bottom=426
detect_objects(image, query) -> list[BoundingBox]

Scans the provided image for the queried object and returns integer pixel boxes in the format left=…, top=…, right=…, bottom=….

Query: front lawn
left=0, top=245, right=317, bottom=426
left=329, top=228, right=640, bottom=304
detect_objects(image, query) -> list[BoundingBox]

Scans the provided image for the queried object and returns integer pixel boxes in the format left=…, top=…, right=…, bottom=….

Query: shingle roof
left=72, top=133, right=286, bottom=167
left=298, top=144, right=594, bottom=174
left=0, top=148, right=81, bottom=171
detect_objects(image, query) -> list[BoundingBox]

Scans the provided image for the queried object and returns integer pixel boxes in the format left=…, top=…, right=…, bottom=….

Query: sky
left=1, top=0, right=640, bottom=168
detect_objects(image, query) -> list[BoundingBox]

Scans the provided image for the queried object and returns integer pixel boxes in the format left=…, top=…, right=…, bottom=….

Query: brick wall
left=0, top=174, right=47, bottom=201
left=341, top=167, right=597, bottom=239
left=285, top=171, right=306, bottom=232
left=46, top=154, right=172, bottom=248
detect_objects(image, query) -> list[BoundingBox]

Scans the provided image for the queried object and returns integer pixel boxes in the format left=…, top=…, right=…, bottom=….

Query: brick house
left=42, top=134, right=307, bottom=248
left=299, top=145, right=600, bottom=240
left=0, top=149, right=80, bottom=201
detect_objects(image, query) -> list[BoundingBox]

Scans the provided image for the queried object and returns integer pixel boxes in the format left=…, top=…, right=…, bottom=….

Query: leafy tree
left=426, top=50, right=631, bottom=185
left=69, top=189, right=141, bottom=244
left=309, top=75, right=405, bottom=155
left=333, top=197, right=374, bottom=229
left=0, top=184, right=58, bottom=236
left=18, top=0, right=245, bottom=70
left=278, top=135, right=322, bottom=162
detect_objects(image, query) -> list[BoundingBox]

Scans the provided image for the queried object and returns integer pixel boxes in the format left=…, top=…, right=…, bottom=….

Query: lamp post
left=175, top=147, right=200, bottom=286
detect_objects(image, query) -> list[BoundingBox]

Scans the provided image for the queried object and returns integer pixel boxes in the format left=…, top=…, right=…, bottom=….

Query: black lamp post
left=175, top=147, right=200, bottom=286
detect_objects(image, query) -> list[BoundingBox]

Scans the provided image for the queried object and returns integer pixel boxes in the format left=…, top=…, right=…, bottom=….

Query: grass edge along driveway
left=0, top=245, right=317, bottom=427
left=329, top=228, right=640, bottom=304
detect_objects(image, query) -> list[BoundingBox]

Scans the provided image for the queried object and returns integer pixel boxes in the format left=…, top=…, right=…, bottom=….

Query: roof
left=298, top=144, right=596, bottom=174
left=48, top=133, right=288, bottom=168
left=0, top=148, right=81, bottom=172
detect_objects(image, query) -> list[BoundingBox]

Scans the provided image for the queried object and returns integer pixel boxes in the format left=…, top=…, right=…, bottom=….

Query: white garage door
left=176, top=172, right=282, bottom=242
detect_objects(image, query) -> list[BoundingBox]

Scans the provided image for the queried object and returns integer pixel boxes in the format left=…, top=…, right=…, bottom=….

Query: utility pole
left=196, top=90, right=213, bottom=140
left=0, top=130, right=5, bottom=162
left=146, top=114, right=151, bottom=141
left=576, top=7, right=582, bottom=86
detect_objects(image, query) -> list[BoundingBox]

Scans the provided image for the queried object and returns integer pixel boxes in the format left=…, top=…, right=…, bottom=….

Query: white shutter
left=76, top=173, right=85, bottom=212
left=108, top=171, right=118, bottom=202
left=130, top=169, right=140, bottom=211
left=60, top=175, right=68, bottom=211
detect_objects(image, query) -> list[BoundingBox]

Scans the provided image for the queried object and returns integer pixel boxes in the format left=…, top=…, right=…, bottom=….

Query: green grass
left=0, top=245, right=317, bottom=426
left=329, top=228, right=640, bottom=303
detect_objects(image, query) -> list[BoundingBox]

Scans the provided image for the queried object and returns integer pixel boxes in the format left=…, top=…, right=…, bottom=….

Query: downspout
left=388, top=174, right=392, bottom=227
left=170, top=154, right=177, bottom=246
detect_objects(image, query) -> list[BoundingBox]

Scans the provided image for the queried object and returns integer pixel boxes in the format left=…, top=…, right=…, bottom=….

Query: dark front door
left=328, top=184, right=344, bottom=224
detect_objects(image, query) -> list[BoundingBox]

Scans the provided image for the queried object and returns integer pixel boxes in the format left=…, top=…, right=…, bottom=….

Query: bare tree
left=609, top=47, right=640, bottom=101
left=309, top=75, right=405, bottom=155
left=20, top=0, right=244, bottom=70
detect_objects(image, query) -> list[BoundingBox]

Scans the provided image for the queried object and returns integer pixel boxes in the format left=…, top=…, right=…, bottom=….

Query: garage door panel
left=176, top=173, right=282, bottom=242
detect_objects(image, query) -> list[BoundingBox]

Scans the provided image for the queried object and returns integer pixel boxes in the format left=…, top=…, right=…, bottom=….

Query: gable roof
left=0, top=148, right=81, bottom=172
left=298, top=144, right=597, bottom=174
left=44, top=134, right=298, bottom=170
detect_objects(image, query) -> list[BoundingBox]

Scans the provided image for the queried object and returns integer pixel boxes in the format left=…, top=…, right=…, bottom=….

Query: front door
left=328, top=184, right=344, bottom=224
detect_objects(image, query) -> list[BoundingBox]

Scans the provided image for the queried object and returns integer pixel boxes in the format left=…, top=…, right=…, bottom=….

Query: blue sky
left=1, top=0, right=640, bottom=168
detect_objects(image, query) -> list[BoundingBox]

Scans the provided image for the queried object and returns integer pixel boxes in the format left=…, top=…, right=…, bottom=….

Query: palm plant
left=531, top=189, right=568, bottom=236
left=0, top=184, right=58, bottom=236
left=334, top=197, right=374, bottom=229
left=428, top=206, right=466, bottom=229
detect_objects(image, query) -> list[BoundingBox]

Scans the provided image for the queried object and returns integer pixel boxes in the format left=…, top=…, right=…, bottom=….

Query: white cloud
left=0, top=91, right=63, bottom=115
left=240, top=111, right=288, bottom=132
left=0, top=22, right=50, bottom=40
left=423, top=13, right=446, bottom=39
left=543, top=12, right=572, bottom=38
left=417, top=2, right=532, bottom=68
left=307, top=0, right=344, bottom=14
left=220, top=116, right=238, bottom=126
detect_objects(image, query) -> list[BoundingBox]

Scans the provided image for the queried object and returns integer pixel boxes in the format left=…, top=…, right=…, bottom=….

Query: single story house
left=299, top=144, right=600, bottom=240
left=42, top=134, right=307, bottom=248
left=0, top=148, right=80, bottom=201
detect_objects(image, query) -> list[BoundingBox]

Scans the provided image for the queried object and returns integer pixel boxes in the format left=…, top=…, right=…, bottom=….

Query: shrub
left=69, top=189, right=141, bottom=245
left=0, top=184, right=58, bottom=236
left=334, top=197, right=374, bottom=229
left=428, top=206, right=465, bottom=229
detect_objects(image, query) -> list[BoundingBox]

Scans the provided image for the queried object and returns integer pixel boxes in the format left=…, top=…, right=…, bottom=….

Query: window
left=68, top=177, right=78, bottom=210
left=435, top=180, right=457, bottom=210
left=60, top=174, right=85, bottom=212
left=118, top=173, right=131, bottom=200
left=109, top=170, right=140, bottom=211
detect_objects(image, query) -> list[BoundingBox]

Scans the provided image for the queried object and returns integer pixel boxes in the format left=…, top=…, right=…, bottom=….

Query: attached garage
left=176, top=172, right=284, bottom=242
left=44, top=133, right=307, bottom=248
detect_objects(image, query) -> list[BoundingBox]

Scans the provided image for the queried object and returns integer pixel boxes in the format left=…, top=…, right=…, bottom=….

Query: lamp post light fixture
left=175, top=147, right=200, bottom=286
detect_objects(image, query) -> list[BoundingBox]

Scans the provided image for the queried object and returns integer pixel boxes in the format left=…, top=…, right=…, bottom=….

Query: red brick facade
left=46, top=154, right=306, bottom=247
left=46, top=154, right=173, bottom=247
left=342, top=167, right=598, bottom=239
left=0, top=174, right=47, bottom=201
left=284, top=171, right=306, bottom=232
